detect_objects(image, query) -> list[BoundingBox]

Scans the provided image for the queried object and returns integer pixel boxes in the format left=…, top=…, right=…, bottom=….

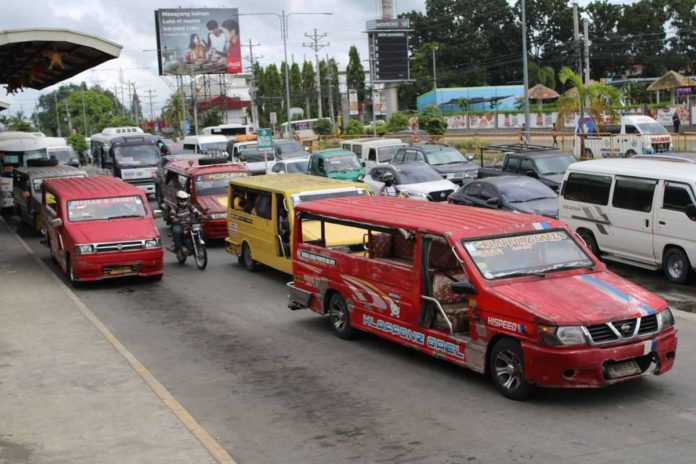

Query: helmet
left=383, top=172, right=394, bottom=180
left=176, top=191, right=190, bottom=200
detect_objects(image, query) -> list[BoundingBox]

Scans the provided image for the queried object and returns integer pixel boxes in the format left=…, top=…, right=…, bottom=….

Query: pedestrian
left=551, top=122, right=558, bottom=147
left=672, top=112, right=681, bottom=134
left=520, top=123, right=529, bottom=145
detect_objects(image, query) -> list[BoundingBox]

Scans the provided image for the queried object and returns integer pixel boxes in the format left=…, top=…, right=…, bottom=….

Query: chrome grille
left=587, top=324, right=618, bottom=343
left=586, top=315, right=657, bottom=345
left=95, top=241, right=144, bottom=253
left=652, top=142, right=671, bottom=153
left=638, top=314, right=658, bottom=335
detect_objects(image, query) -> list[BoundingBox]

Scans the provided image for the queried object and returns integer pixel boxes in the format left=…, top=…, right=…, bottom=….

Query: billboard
left=349, top=90, right=359, bottom=115
left=367, top=19, right=411, bottom=83
left=155, top=8, right=242, bottom=75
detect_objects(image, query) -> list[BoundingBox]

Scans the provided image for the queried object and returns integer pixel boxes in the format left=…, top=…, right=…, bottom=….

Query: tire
left=625, top=150, right=637, bottom=158
left=241, top=242, right=259, bottom=272
left=578, top=229, right=601, bottom=258
left=66, top=256, right=82, bottom=288
left=193, top=238, right=207, bottom=270
left=328, top=292, right=355, bottom=340
left=176, top=249, right=187, bottom=264
left=489, top=338, right=533, bottom=400
left=150, top=273, right=163, bottom=282
left=663, top=248, right=690, bottom=284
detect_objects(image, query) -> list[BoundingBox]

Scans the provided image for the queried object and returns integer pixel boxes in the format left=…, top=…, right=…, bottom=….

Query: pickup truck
left=476, top=144, right=577, bottom=191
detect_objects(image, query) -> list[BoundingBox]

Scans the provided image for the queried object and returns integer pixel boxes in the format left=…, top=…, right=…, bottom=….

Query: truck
left=477, top=144, right=577, bottom=192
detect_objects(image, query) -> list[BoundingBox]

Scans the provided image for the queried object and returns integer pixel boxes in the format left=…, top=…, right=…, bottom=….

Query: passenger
left=379, top=172, right=400, bottom=197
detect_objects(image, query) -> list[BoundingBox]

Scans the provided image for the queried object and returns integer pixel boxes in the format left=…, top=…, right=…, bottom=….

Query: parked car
left=307, top=149, right=363, bottom=181
left=238, top=148, right=277, bottom=175
left=363, top=162, right=457, bottom=201
left=270, top=157, right=310, bottom=174
left=273, top=139, right=306, bottom=159
left=477, top=144, right=577, bottom=191
left=41, top=176, right=163, bottom=286
left=392, top=143, right=479, bottom=184
left=449, top=176, right=558, bottom=217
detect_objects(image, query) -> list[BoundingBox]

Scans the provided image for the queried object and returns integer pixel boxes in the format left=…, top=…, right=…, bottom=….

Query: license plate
left=606, top=360, right=641, bottom=379
left=109, top=266, right=132, bottom=275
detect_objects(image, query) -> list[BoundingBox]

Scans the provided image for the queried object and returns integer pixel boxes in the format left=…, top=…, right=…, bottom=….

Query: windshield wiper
left=535, top=262, right=594, bottom=274
left=108, top=214, right=143, bottom=220
left=493, top=270, right=546, bottom=279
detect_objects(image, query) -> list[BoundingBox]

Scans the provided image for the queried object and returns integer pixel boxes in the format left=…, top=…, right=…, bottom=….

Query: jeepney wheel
left=663, top=247, right=690, bottom=284
left=489, top=338, right=533, bottom=400
left=328, top=292, right=355, bottom=340
left=578, top=229, right=601, bottom=258
left=241, top=242, right=259, bottom=272
left=66, top=256, right=82, bottom=289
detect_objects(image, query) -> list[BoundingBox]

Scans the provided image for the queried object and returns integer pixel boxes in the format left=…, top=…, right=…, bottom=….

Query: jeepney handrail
left=421, top=295, right=453, bottom=336
left=277, top=234, right=287, bottom=259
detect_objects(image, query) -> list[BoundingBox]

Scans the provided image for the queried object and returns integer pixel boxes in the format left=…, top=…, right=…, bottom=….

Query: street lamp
left=432, top=45, right=438, bottom=113
left=243, top=11, right=333, bottom=136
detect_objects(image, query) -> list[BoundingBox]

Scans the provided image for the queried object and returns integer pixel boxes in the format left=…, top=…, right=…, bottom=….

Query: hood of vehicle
left=67, top=217, right=159, bottom=244
left=328, top=169, right=363, bottom=181
left=196, top=194, right=227, bottom=213
left=539, top=173, right=564, bottom=188
left=490, top=271, right=666, bottom=326
left=402, top=179, right=457, bottom=195
left=509, top=198, right=558, bottom=218
left=430, top=162, right=479, bottom=174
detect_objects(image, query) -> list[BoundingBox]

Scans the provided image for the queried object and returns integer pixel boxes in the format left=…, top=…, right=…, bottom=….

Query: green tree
left=67, top=134, right=88, bottom=153
left=261, top=64, right=285, bottom=124
left=344, top=119, right=365, bottom=136
left=202, top=107, right=223, bottom=127
left=301, top=61, right=316, bottom=118
left=289, top=62, right=304, bottom=110
left=130, top=90, right=143, bottom=123
left=386, top=112, right=410, bottom=132
left=313, top=118, right=333, bottom=136
left=346, top=45, right=366, bottom=103
left=7, top=111, right=33, bottom=132
left=665, top=0, right=696, bottom=74
left=418, top=105, right=448, bottom=135
left=162, top=91, right=187, bottom=138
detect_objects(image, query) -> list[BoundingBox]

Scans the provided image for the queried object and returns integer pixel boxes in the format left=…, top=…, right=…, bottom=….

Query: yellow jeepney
left=226, top=174, right=370, bottom=273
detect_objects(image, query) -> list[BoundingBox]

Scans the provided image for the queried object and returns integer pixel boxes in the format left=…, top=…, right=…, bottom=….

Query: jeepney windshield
left=195, top=171, right=246, bottom=196
left=462, top=230, right=593, bottom=280
left=325, top=154, right=361, bottom=173
left=67, top=196, right=147, bottom=222
left=114, top=145, right=159, bottom=166
left=290, top=188, right=366, bottom=206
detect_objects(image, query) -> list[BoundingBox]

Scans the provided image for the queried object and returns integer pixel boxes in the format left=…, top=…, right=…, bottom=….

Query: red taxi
left=288, top=196, right=678, bottom=399
left=160, top=158, right=248, bottom=239
left=41, top=176, right=163, bottom=286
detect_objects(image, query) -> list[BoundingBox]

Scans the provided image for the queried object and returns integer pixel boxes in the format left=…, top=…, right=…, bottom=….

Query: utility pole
left=326, top=54, right=336, bottom=134
left=432, top=45, right=438, bottom=113
left=145, top=89, right=157, bottom=122
left=119, top=69, right=126, bottom=117
left=521, top=0, right=530, bottom=142
left=81, top=92, right=89, bottom=136
left=243, top=39, right=262, bottom=130
left=572, top=3, right=582, bottom=77
left=583, top=18, right=590, bottom=85
left=64, top=100, right=73, bottom=135
left=53, top=92, right=62, bottom=137
left=303, top=28, right=329, bottom=119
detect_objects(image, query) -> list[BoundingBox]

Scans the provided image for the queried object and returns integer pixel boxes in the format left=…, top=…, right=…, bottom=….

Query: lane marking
left=0, top=218, right=237, bottom=464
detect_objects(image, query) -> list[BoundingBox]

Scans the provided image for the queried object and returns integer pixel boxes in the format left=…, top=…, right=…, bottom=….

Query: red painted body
left=290, top=196, right=678, bottom=390
left=42, top=176, right=163, bottom=282
left=161, top=160, right=248, bottom=240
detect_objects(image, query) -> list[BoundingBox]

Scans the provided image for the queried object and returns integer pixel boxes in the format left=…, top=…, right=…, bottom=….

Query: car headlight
left=75, top=244, right=95, bottom=255
left=465, top=170, right=478, bottom=177
left=405, top=191, right=429, bottom=200
left=144, top=239, right=161, bottom=249
left=208, top=213, right=226, bottom=220
left=657, top=307, right=674, bottom=329
left=538, top=324, right=587, bottom=346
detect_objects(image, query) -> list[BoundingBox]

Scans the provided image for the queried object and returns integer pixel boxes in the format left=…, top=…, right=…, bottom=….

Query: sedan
left=363, top=162, right=458, bottom=201
left=271, top=157, right=310, bottom=174
left=449, top=176, right=558, bottom=217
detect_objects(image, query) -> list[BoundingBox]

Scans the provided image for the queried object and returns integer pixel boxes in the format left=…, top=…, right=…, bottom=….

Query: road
left=6, top=213, right=696, bottom=464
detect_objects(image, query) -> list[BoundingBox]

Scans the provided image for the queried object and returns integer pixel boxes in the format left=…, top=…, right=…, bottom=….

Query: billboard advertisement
left=349, top=89, right=359, bottom=115
left=155, top=8, right=242, bottom=75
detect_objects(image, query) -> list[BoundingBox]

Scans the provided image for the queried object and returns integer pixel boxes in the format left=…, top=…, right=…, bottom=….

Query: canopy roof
left=0, top=28, right=122, bottom=92
left=528, top=84, right=559, bottom=100
left=646, top=70, right=696, bottom=91
left=0, top=100, right=8, bottom=112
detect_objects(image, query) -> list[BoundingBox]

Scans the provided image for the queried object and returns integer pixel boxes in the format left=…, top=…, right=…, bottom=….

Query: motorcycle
left=168, top=219, right=208, bottom=270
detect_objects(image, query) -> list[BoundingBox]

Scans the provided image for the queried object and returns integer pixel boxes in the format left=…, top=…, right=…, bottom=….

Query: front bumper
left=72, top=248, right=163, bottom=281
left=202, top=218, right=227, bottom=240
left=522, top=328, right=677, bottom=388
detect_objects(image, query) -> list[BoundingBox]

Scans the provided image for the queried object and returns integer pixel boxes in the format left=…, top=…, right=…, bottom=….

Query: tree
left=261, top=64, right=284, bottom=124
left=6, top=111, right=33, bottom=132
left=313, top=118, right=333, bottom=136
left=289, top=62, right=304, bottom=110
left=344, top=119, right=365, bottom=136
left=130, top=90, right=143, bottom=123
left=418, top=105, right=448, bottom=135
left=301, top=61, right=317, bottom=118
left=162, top=91, right=187, bottom=138
left=346, top=45, right=366, bottom=102
left=67, top=134, right=88, bottom=154
left=386, top=112, right=410, bottom=132
left=202, top=107, right=223, bottom=127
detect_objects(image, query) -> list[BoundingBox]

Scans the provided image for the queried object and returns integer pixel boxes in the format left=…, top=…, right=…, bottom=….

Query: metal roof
left=228, top=173, right=367, bottom=194
left=166, top=159, right=248, bottom=176
left=0, top=29, right=122, bottom=91
left=295, top=196, right=559, bottom=239
left=568, top=158, right=696, bottom=179
left=13, top=165, right=86, bottom=179
left=42, top=176, right=142, bottom=201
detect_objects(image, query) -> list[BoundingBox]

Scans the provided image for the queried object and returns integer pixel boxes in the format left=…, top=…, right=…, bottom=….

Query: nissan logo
left=117, top=244, right=123, bottom=251
left=620, top=323, right=631, bottom=334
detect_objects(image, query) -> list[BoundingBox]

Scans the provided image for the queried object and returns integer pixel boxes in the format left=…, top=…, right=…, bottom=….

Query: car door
left=654, top=180, right=696, bottom=266
left=606, top=176, right=657, bottom=263
left=479, top=183, right=502, bottom=209
left=456, top=181, right=482, bottom=206
left=43, top=190, right=66, bottom=268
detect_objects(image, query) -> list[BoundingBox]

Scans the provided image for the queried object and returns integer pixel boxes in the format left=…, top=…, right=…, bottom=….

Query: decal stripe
left=578, top=274, right=656, bottom=316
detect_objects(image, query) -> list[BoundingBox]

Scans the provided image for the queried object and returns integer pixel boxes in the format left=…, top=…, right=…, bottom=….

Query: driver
left=379, top=172, right=400, bottom=197
left=168, top=191, right=198, bottom=254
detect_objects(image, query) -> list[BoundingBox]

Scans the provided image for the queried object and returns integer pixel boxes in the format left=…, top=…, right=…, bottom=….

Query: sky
left=0, top=0, right=425, bottom=119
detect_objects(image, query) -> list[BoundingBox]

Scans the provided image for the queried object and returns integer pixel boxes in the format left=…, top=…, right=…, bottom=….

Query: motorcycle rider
left=168, top=191, right=198, bottom=254
left=379, top=172, right=400, bottom=197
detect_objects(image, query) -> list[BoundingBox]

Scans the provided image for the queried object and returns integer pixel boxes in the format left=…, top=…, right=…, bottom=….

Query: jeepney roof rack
left=478, top=143, right=558, bottom=154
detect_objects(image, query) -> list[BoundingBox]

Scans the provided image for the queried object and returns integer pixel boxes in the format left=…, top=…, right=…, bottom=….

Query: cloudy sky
left=1, top=0, right=425, bottom=118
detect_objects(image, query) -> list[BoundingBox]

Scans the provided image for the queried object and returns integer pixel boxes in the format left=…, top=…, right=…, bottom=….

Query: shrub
left=344, top=119, right=365, bottom=136
left=313, top=118, right=333, bottom=135
left=386, top=112, right=409, bottom=133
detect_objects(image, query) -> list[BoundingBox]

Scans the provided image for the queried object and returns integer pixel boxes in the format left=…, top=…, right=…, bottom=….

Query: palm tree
left=162, top=91, right=188, bottom=138
left=557, top=67, right=621, bottom=157
left=456, top=98, right=470, bottom=113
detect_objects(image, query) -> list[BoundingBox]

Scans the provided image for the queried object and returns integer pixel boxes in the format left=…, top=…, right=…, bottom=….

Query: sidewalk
left=0, top=219, right=223, bottom=464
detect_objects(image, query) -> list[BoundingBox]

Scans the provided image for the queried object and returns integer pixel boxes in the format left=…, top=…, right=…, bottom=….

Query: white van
left=42, top=137, right=80, bottom=167
left=559, top=158, right=696, bottom=283
left=182, top=135, right=229, bottom=157
left=341, top=138, right=406, bottom=167
left=575, top=115, right=672, bottom=159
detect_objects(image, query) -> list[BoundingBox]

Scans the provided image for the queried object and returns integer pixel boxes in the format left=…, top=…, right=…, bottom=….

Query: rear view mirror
left=486, top=197, right=500, bottom=207
left=451, top=281, right=477, bottom=295
left=686, top=204, right=696, bottom=221
left=526, top=170, right=538, bottom=178
left=49, top=218, right=63, bottom=228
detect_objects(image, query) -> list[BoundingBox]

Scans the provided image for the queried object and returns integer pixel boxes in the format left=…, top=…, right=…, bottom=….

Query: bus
left=0, top=133, right=50, bottom=210
left=90, top=127, right=161, bottom=195
left=202, top=124, right=254, bottom=138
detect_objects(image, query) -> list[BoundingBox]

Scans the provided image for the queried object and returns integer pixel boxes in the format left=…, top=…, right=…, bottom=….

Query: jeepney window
left=625, top=125, right=640, bottom=134
left=299, top=215, right=384, bottom=257
left=44, top=190, right=59, bottom=215
left=368, top=148, right=377, bottom=162
left=368, top=230, right=415, bottom=267
left=252, top=192, right=272, bottom=219
left=612, top=177, right=657, bottom=212
left=520, top=158, right=533, bottom=173
left=463, top=230, right=593, bottom=280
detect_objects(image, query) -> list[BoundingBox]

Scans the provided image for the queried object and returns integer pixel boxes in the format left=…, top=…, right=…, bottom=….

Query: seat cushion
left=432, top=271, right=467, bottom=304
left=370, top=233, right=392, bottom=258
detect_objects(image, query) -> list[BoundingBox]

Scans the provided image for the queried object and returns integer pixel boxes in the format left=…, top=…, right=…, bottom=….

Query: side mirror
left=50, top=217, right=63, bottom=228
left=357, top=174, right=365, bottom=182
left=486, top=197, right=501, bottom=207
left=526, top=170, right=539, bottom=178
left=451, top=281, right=477, bottom=295
left=686, top=204, right=696, bottom=221
left=153, top=209, right=163, bottom=219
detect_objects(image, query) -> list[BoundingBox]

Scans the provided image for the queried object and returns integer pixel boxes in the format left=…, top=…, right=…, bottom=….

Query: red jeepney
left=161, top=158, right=248, bottom=239
left=288, top=196, right=678, bottom=399
left=41, top=176, right=163, bottom=286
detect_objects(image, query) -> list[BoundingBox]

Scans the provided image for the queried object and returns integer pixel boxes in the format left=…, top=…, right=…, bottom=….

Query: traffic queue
left=3, top=128, right=684, bottom=400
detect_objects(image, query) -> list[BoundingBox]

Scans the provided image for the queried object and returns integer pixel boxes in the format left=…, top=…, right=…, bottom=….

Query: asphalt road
left=7, top=214, right=696, bottom=464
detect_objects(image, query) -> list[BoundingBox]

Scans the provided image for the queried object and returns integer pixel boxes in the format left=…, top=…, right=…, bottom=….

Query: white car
left=270, top=157, right=310, bottom=175
left=363, top=162, right=458, bottom=201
